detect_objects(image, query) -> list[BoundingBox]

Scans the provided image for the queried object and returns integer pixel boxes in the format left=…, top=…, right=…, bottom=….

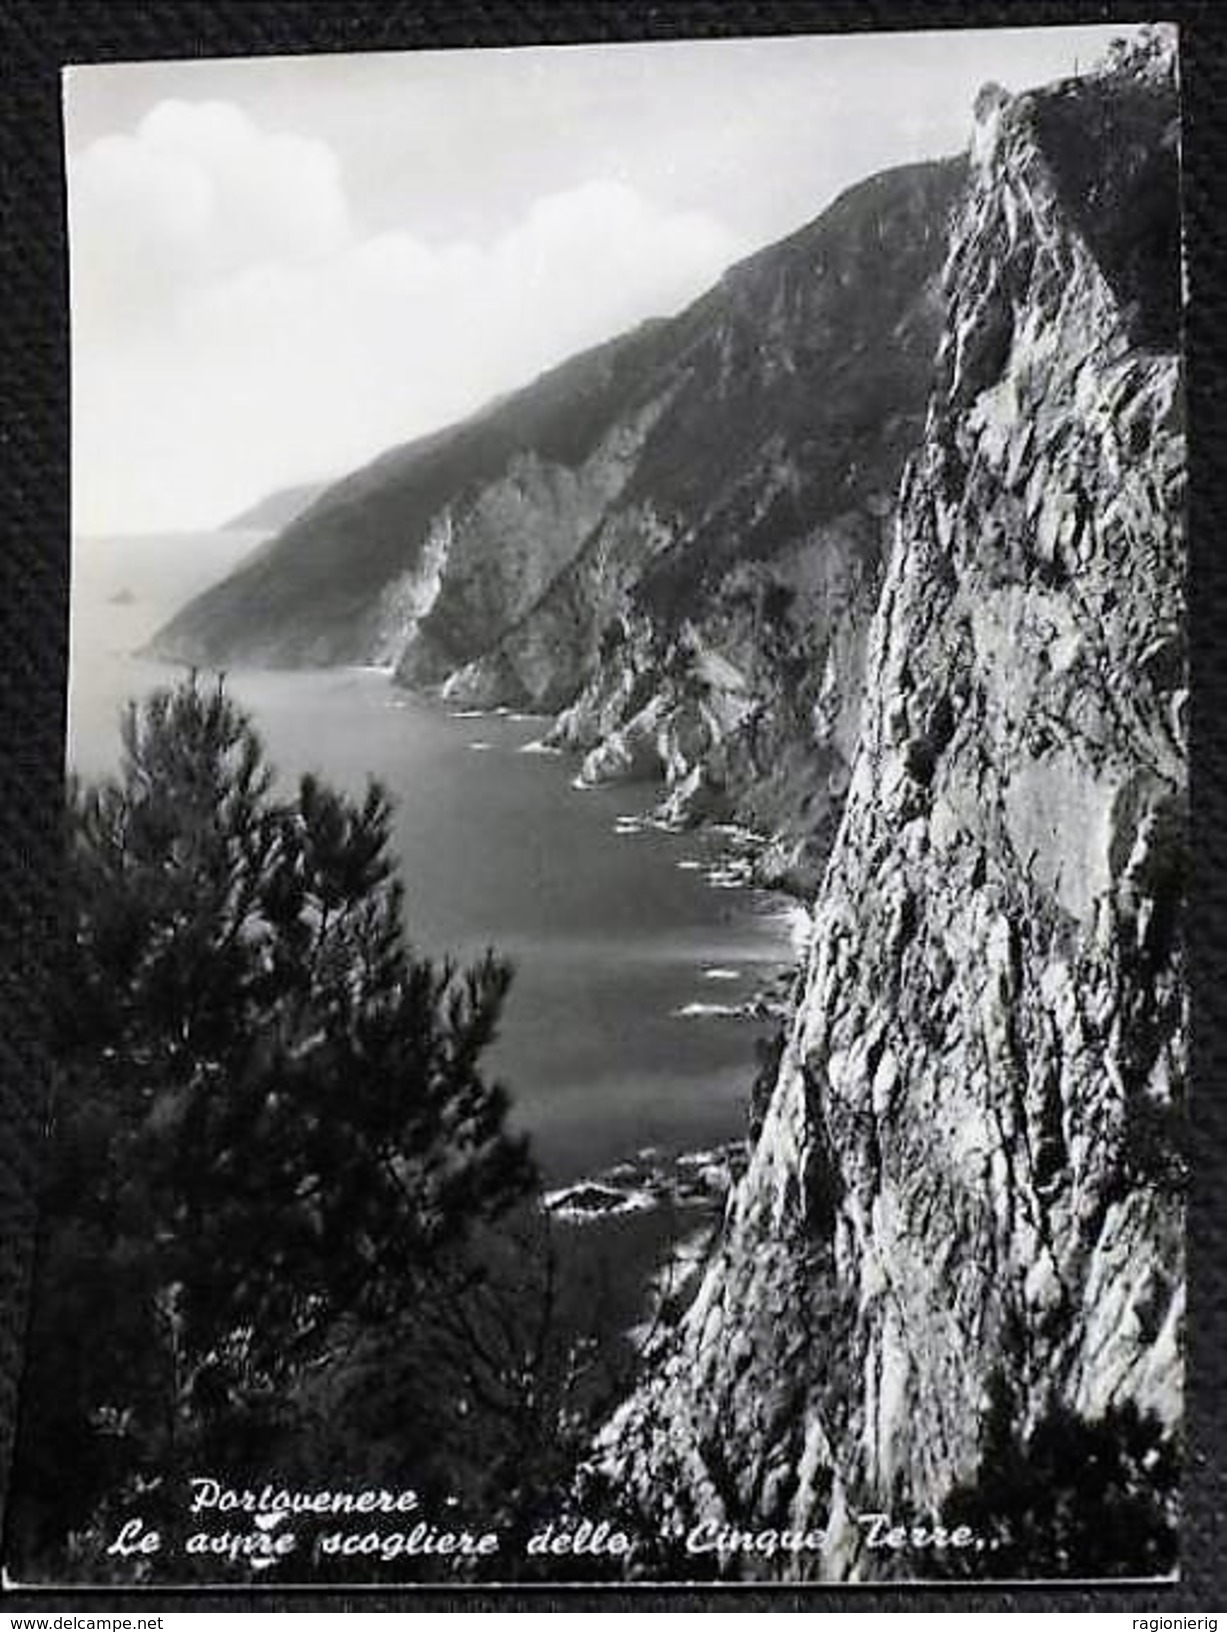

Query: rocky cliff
left=154, top=160, right=965, bottom=886
left=438, top=163, right=961, bottom=883
left=595, top=31, right=1184, bottom=1582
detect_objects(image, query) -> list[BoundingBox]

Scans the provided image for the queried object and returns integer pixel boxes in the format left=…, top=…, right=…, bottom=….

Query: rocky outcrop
left=541, top=503, right=883, bottom=887
left=596, top=30, right=1184, bottom=1581
left=395, top=398, right=673, bottom=689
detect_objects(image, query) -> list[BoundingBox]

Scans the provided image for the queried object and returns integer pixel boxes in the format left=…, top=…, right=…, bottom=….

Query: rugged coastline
left=152, top=157, right=968, bottom=894
left=140, top=27, right=1184, bottom=1584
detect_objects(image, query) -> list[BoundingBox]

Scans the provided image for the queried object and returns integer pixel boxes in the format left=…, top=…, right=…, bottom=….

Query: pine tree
left=9, top=675, right=534, bottom=1570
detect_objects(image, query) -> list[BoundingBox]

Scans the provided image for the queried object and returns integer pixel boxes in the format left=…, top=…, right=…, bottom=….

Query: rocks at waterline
left=543, top=1142, right=749, bottom=1226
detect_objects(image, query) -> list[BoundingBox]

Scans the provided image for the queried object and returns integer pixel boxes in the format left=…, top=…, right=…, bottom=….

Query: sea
left=69, top=533, right=801, bottom=1187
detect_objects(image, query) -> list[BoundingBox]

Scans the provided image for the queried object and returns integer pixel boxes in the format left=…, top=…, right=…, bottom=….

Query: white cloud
left=69, top=102, right=743, bottom=533
left=71, top=102, right=351, bottom=327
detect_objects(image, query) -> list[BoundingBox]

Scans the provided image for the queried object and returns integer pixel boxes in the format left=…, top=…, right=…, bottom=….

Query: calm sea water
left=70, top=533, right=797, bottom=1182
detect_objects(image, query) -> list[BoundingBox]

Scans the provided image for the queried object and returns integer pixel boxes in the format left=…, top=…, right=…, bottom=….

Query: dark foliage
left=1033, top=34, right=1182, bottom=352
left=7, top=676, right=535, bottom=1577
left=933, top=1376, right=1180, bottom=1579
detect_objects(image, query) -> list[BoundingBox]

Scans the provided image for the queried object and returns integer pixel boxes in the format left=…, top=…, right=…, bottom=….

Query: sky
left=65, top=23, right=1149, bottom=535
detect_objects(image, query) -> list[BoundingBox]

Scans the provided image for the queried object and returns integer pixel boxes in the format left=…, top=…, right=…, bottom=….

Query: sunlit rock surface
left=594, top=30, right=1184, bottom=1582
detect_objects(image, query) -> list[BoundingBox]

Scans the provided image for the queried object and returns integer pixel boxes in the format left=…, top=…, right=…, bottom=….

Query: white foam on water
left=543, top=1182, right=658, bottom=1224
left=706, top=874, right=746, bottom=891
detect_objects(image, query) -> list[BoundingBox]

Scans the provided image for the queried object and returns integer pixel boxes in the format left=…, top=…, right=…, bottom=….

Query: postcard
left=2, top=18, right=1186, bottom=1587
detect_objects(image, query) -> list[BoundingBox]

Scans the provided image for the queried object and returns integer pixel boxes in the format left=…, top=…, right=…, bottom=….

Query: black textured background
left=1, top=0, right=1222, bottom=1612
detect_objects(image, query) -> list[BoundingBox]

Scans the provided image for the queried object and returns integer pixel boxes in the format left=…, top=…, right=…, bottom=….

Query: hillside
left=223, top=481, right=328, bottom=533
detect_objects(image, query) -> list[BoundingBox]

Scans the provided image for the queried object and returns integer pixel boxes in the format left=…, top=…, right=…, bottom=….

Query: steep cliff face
left=154, top=163, right=964, bottom=880
left=598, top=33, right=1184, bottom=1581
left=448, top=162, right=963, bottom=883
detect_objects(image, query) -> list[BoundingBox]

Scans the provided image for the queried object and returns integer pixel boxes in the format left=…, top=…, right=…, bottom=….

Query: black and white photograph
left=2, top=17, right=1186, bottom=1588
